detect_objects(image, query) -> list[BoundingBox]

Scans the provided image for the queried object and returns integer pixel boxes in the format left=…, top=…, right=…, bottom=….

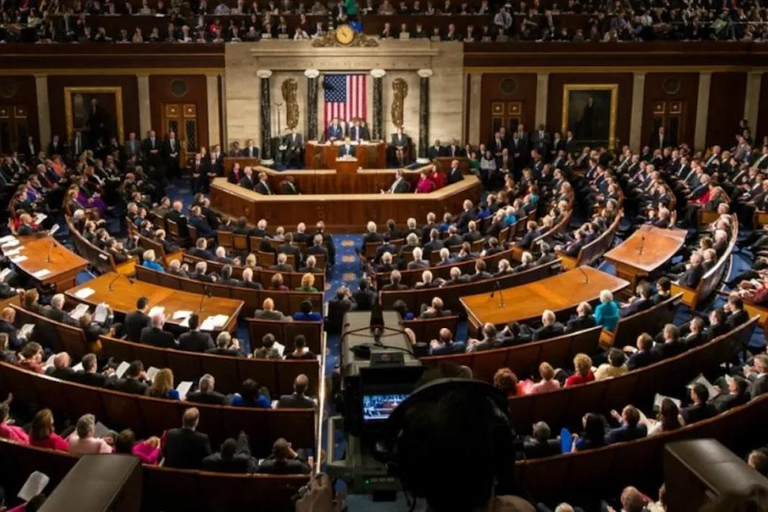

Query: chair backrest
left=218, top=231, right=234, bottom=249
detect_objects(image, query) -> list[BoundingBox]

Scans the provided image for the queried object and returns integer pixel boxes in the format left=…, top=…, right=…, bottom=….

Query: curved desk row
left=210, top=175, right=483, bottom=232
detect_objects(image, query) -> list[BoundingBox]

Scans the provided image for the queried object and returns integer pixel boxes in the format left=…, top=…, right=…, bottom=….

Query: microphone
left=638, top=235, right=646, bottom=256
left=108, top=273, right=135, bottom=291
left=46, top=237, right=57, bottom=263
left=577, top=266, right=589, bottom=284
left=198, top=285, right=211, bottom=312
left=495, top=280, right=505, bottom=308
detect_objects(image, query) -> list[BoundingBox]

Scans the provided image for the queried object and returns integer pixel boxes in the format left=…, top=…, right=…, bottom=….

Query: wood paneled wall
left=148, top=75, right=210, bottom=150
left=479, top=73, right=537, bottom=145
left=757, top=76, right=768, bottom=145
left=46, top=75, right=140, bottom=143
left=0, top=75, right=39, bottom=146
left=641, top=73, right=699, bottom=149
left=706, top=72, right=747, bottom=148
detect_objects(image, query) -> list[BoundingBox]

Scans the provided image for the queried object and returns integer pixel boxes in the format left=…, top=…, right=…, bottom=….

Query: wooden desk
left=604, top=226, right=686, bottom=289
left=1, top=236, right=88, bottom=292
left=247, top=165, right=428, bottom=195
left=66, top=272, right=243, bottom=334
left=335, top=158, right=359, bottom=175
left=305, top=141, right=386, bottom=169
left=460, top=267, right=629, bottom=333
left=210, top=175, right=482, bottom=232
left=224, top=157, right=260, bottom=173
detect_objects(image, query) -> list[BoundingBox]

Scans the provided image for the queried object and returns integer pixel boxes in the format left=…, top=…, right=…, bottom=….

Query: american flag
left=323, top=74, right=367, bottom=131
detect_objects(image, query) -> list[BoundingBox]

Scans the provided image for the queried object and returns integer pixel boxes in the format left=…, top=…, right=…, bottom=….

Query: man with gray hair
left=522, top=421, right=560, bottom=459
left=407, top=247, right=429, bottom=270
left=532, top=309, right=565, bottom=341
left=140, top=311, right=176, bottom=348
left=44, top=293, right=78, bottom=326
left=67, top=413, right=113, bottom=455
left=206, top=331, right=242, bottom=356
left=186, top=374, right=228, bottom=405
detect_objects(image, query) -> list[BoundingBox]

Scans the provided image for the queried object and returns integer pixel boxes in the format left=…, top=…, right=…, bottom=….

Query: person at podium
left=349, top=117, right=369, bottom=142
left=327, top=117, right=344, bottom=142
left=391, top=126, right=409, bottom=166
left=382, top=169, right=411, bottom=194
left=239, top=138, right=259, bottom=158
left=338, top=137, right=356, bottom=158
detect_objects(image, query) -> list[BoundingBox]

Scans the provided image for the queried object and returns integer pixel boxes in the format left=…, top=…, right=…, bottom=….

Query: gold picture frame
left=64, top=86, right=124, bottom=144
left=561, top=84, right=618, bottom=150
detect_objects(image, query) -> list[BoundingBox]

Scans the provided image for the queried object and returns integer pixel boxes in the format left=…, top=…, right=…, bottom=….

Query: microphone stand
left=638, top=235, right=646, bottom=256
left=46, top=238, right=56, bottom=263
left=490, top=280, right=505, bottom=308
left=198, top=285, right=210, bottom=312
left=107, top=273, right=135, bottom=292
left=578, top=266, right=590, bottom=284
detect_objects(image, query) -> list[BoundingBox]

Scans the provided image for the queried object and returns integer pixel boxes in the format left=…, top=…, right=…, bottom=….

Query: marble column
left=694, top=72, right=712, bottom=151
left=305, top=69, right=320, bottom=141
left=534, top=73, right=549, bottom=129
left=34, top=75, right=50, bottom=146
left=468, top=73, right=482, bottom=145
left=137, top=74, right=151, bottom=136
left=257, top=69, right=273, bottom=161
left=628, top=72, right=646, bottom=153
left=371, top=69, right=386, bottom=141
left=744, top=72, right=764, bottom=135
left=417, top=69, right=433, bottom=163
left=206, top=74, right=221, bottom=148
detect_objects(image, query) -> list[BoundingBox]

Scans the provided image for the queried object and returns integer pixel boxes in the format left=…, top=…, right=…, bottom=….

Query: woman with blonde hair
left=295, top=272, right=317, bottom=292
left=565, top=353, right=595, bottom=387
left=522, top=362, right=562, bottom=395
left=148, top=368, right=180, bottom=400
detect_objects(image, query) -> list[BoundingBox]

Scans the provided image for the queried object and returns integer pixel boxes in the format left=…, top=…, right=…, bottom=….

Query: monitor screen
left=362, top=393, right=409, bottom=422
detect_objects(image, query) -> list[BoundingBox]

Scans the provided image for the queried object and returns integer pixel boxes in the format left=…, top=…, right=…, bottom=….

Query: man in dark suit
left=326, top=118, right=344, bottom=141
left=140, top=313, right=176, bottom=349
left=652, top=324, right=686, bottom=360
left=391, top=127, right=409, bottom=166
left=71, top=130, right=85, bottom=160
left=186, top=374, right=229, bottom=405
left=46, top=352, right=78, bottom=382
left=254, top=172, right=273, bottom=195
left=626, top=333, right=660, bottom=370
left=189, top=206, right=216, bottom=239
left=123, top=132, right=141, bottom=161
left=565, top=302, right=597, bottom=333
left=44, top=294, right=78, bottom=327
left=682, top=384, right=716, bottom=423
left=240, top=138, right=260, bottom=158
left=141, top=129, right=162, bottom=169
left=162, top=408, right=212, bottom=469
left=676, top=253, right=705, bottom=289
left=163, top=131, right=181, bottom=180
left=620, top=282, right=654, bottom=317
left=352, top=279, right=377, bottom=311
left=606, top=406, right=647, bottom=444
left=446, top=160, right=464, bottom=185
left=47, top=134, right=67, bottom=157
left=277, top=374, right=317, bottom=409
left=531, top=125, right=551, bottom=157
left=385, top=169, right=410, bottom=194
left=427, top=139, right=444, bottom=160
left=422, top=229, right=444, bottom=260
left=523, top=421, right=560, bottom=459
left=326, top=287, right=356, bottom=334
left=348, top=118, right=369, bottom=142
left=74, top=353, right=115, bottom=388
left=258, top=438, right=311, bottom=474
left=178, top=314, right=215, bottom=352
left=337, top=137, right=356, bottom=158
left=110, top=360, right=150, bottom=396
left=282, top=129, right=302, bottom=167
left=748, top=355, right=768, bottom=399
left=125, top=297, right=150, bottom=343
left=445, top=138, right=464, bottom=158
left=649, top=126, right=671, bottom=150
left=190, top=152, right=209, bottom=194
left=532, top=310, right=565, bottom=341
left=238, top=167, right=255, bottom=189
left=165, top=200, right=190, bottom=239
left=0, top=307, right=23, bottom=350
left=202, top=434, right=257, bottom=473
left=277, top=232, right=302, bottom=266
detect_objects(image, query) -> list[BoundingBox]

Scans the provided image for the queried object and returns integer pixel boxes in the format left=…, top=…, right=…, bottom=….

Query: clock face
left=336, top=24, right=355, bottom=45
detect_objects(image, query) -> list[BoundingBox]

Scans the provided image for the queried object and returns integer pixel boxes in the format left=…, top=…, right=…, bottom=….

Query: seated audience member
left=140, top=312, right=176, bottom=349
left=521, top=362, right=561, bottom=395
left=162, top=408, right=212, bottom=469
left=186, top=374, right=228, bottom=405
left=253, top=297, right=291, bottom=321
left=277, top=374, right=317, bottom=409
left=230, top=379, right=271, bottom=408
left=207, top=332, right=243, bottom=356
left=572, top=413, right=606, bottom=452
left=46, top=352, right=77, bottom=382
left=29, top=409, right=68, bottom=452
left=142, top=249, right=164, bottom=272
left=45, top=294, right=78, bottom=327
left=284, top=335, right=316, bottom=360
left=382, top=269, right=408, bottom=291
left=420, top=296, right=451, bottom=318
left=467, top=323, right=501, bottom=352
left=644, top=398, right=684, bottom=436
left=674, top=252, right=705, bottom=289
left=392, top=300, right=415, bottom=321
left=565, top=354, right=595, bottom=387
left=271, top=253, right=295, bottom=273
left=293, top=300, right=322, bottom=321
left=565, top=302, right=596, bottom=333
left=625, top=333, right=660, bottom=370
left=241, top=267, right=263, bottom=289
left=253, top=333, right=282, bottom=359
left=621, top=282, right=654, bottom=317
left=429, top=328, right=464, bottom=355
left=67, top=414, right=113, bottom=455
left=523, top=421, right=560, bottom=459
left=594, top=348, right=629, bottom=380
left=606, top=405, right=647, bottom=444
left=493, top=367, right=522, bottom=398
left=269, top=273, right=289, bottom=292
left=652, top=323, right=686, bottom=360
left=352, top=278, right=377, bottom=311
left=0, top=333, right=15, bottom=364
left=747, top=451, right=768, bottom=477
left=149, top=368, right=180, bottom=400
left=17, top=342, right=45, bottom=374
left=594, top=289, right=620, bottom=331
left=0, top=402, right=29, bottom=444
left=0, top=308, right=23, bottom=350
left=114, top=429, right=161, bottom=465
left=111, top=360, right=150, bottom=396
left=532, top=310, right=565, bottom=341
left=295, top=273, right=318, bottom=293
left=682, top=383, right=717, bottom=423
left=651, top=276, right=672, bottom=304
left=711, top=375, right=749, bottom=412
left=75, top=353, right=116, bottom=387
left=258, top=438, right=312, bottom=474
left=178, top=314, right=215, bottom=352
left=202, top=434, right=257, bottom=473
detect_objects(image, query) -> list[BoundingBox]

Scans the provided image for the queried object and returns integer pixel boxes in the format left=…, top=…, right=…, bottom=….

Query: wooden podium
left=305, top=141, right=386, bottom=169
left=335, top=158, right=359, bottom=175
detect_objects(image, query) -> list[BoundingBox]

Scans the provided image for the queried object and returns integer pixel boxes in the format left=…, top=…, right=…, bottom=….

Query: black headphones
left=375, top=378, right=518, bottom=505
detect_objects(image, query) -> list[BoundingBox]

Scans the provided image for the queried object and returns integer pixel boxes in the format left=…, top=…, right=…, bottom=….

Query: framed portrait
left=561, top=84, right=618, bottom=150
left=64, top=86, right=124, bottom=148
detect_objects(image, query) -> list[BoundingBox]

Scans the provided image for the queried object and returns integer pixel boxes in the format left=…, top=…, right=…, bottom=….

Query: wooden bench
left=0, top=361, right=316, bottom=457
left=99, top=334, right=320, bottom=397
left=402, top=315, right=460, bottom=344
left=557, top=211, right=623, bottom=271
left=671, top=214, right=738, bottom=310
left=0, top=438, right=308, bottom=512
left=511, top=209, right=573, bottom=262
left=600, top=293, right=682, bottom=348
left=11, top=304, right=92, bottom=358
left=67, top=220, right=136, bottom=277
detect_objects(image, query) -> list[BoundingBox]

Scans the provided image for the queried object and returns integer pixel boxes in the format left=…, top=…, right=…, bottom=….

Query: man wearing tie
left=241, top=138, right=260, bottom=158
left=124, top=132, right=140, bottom=161
left=279, top=175, right=300, bottom=194
left=349, top=118, right=369, bottom=142
left=190, top=152, right=208, bottom=194
left=338, top=137, right=356, bottom=158
left=47, top=135, right=66, bottom=157
left=384, top=169, right=410, bottom=194
left=428, top=139, right=444, bottom=161
left=239, top=166, right=255, bottom=189
left=327, top=118, right=344, bottom=141
left=753, top=146, right=768, bottom=171
left=447, top=138, right=464, bottom=158
left=650, top=126, right=669, bottom=150
left=282, top=128, right=303, bottom=167
left=142, top=130, right=162, bottom=168
left=163, top=131, right=181, bottom=180
left=390, top=126, right=409, bottom=166
left=446, top=159, right=464, bottom=184
left=254, top=172, right=273, bottom=195
left=71, top=130, right=85, bottom=161
left=532, top=124, right=551, bottom=158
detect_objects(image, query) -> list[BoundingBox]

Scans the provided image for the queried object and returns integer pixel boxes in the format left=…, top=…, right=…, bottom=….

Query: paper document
left=72, top=362, right=84, bottom=372
left=274, top=341, right=286, bottom=357
left=10, top=255, right=28, bottom=264
left=115, top=361, right=130, bottom=379
left=43, top=354, right=55, bottom=370
left=172, top=310, right=192, bottom=320
left=74, top=287, right=96, bottom=299
left=0, top=235, right=16, bottom=244
left=19, top=324, right=35, bottom=338
left=17, top=471, right=49, bottom=502
left=2, top=239, right=20, bottom=248
left=94, top=421, right=111, bottom=438
left=34, top=213, right=47, bottom=224
left=0, top=268, right=11, bottom=281
left=32, top=269, right=51, bottom=279
left=3, top=248, right=21, bottom=257
left=200, top=314, right=228, bottom=331
left=148, top=306, right=165, bottom=318
left=176, top=381, right=193, bottom=400
left=653, top=393, right=681, bottom=410
left=146, top=366, right=160, bottom=382
left=689, top=374, right=719, bottom=398
left=69, top=303, right=89, bottom=321
left=93, top=303, right=110, bottom=324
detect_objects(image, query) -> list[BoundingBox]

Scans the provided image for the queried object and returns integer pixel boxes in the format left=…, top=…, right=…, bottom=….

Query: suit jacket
left=428, top=145, right=444, bottom=160
left=240, top=145, right=260, bottom=158
left=679, top=265, right=705, bottom=289
left=178, top=330, right=215, bottom=352
left=186, top=390, right=228, bottom=405
left=111, top=377, right=150, bottom=396
left=606, top=423, right=647, bottom=444
left=74, top=370, right=113, bottom=388
left=254, top=181, right=273, bottom=195
left=391, top=133, right=408, bottom=148
left=621, top=298, right=653, bottom=318
left=682, top=402, right=716, bottom=424
left=277, top=393, right=316, bottom=409
left=389, top=177, right=410, bottom=194
left=140, top=326, right=176, bottom=349
left=163, top=428, right=212, bottom=469
left=165, top=210, right=189, bottom=238
left=532, top=323, right=565, bottom=341
left=446, top=167, right=464, bottom=185
left=338, top=144, right=356, bottom=157
left=44, top=307, right=77, bottom=327
left=202, top=452, right=256, bottom=474
left=239, top=175, right=255, bottom=189
left=627, top=350, right=660, bottom=370
left=327, top=124, right=344, bottom=140
left=348, top=125, right=369, bottom=141
left=258, top=457, right=310, bottom=475
left=163, top=138, right=181, bottom=162
left=750, top=374, right=768, bottom=399
left=565, top=315, right=596, bottom=333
